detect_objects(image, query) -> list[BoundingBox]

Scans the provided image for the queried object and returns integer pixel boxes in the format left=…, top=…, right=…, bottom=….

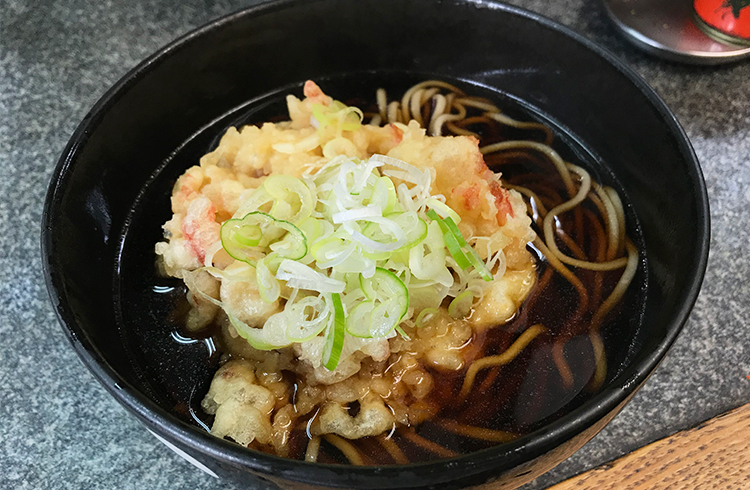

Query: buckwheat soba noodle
left=154, top=80, right=639, bottom=465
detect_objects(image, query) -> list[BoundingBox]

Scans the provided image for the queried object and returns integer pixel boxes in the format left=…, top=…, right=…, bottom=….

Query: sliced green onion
left=322, top=293, right=346, bottom=371
left=257, top=312, right=294, bottom=347
left=355, top=268, right=409, bottom=337
left=390, top=212, right=428, bottom=251
left=441, top=215, right=492, bottom=281
left=426, top=208, right=471, bottom=269
left=269, top=230, right=308, bottom=260
left=312, top=101, right=363, bottom=135
left=330, top=100, right=347, bottom=111
left=221, top=211, right=307, bottom=264
left=312, top=103, right=330, bottom=130
left=359, top=268, right=408, bottom=309
left=448, top=290, right=474, bottom=319
left=415, top=307, right=440, bottom=328
left=338, top=107, right=364, bottom=132
left=256, top=256, right=281, bottom=303
left=297, top=216, right=323, bottom=243
left=441, top=216, right=469, bottom=248
left=276, top=259, right=346, bottom=293
left=395, top=325, right=411, bottom=341
left=370, top=300, right=405, bottom=337
left=409, top=221, right=453, bottom=287
left=369, top=176, right=400, bottom=214
left=345, top=301, right=375, bottom=338
left=425, top=198, right=461, bottom=223
left=212, top=150, right=506, bottom=367
left=333, top=249, right=376, bottom=277
left=263, top=175, right=315, bottom=224
left=426, top=209, right=492, bottom=281
left=233, top=187, right=273, bottom=219
left=372, top=154, right=429, bottom=188
left=311, top=235, right=354, bottom=268
left=284, top=296, right=330, bottom=342
left=465, top=246, right=493, bottom=281
left=235, top=224, right=262, bottom=247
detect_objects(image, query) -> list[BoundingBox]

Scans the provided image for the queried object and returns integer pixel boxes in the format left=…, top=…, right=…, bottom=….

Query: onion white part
left=371, top=154, right=429, bottom=187
left=314, top=239, right=356, bottom=268
left=276, top=259, right=346, bottom=293
left=370, top=301, right=403, bottom=337
left=397, top=183, right=418, bottom=213
left=256, top=258, right=280, bottom=303
left=332, top=205, right=382, bottom=223
left=284, top=295, right=331, bottom=342
left=409, top=221, right=453, bottom=287
left=203, top=240, right=224, bottom=267
left=352, top=158, right=383, bottom=193
left=424, top=198, right=462, bottom=224
left=261, top=312, right=295, bottom=346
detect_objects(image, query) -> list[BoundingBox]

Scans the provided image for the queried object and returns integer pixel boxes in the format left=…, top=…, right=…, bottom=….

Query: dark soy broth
left=115, top=72, right=648, bottom=464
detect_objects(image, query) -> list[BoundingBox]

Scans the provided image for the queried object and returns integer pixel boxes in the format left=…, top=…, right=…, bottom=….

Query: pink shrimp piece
left=467, top=137, right=515, bottom=226
left=456, top=183, right=482, bottom=211
left=171, top=166, right=205, bottom=215
left=181, top=196, right=221, bottom=263
left=303, top=80, right=333, bottom=105
left=389, top=124, right=404, bottom=144
left=489, top=180, right=514, bottom=226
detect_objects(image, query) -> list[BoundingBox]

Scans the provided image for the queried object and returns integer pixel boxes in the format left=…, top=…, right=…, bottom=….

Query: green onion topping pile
left=192, top=153, right=496, bottom=370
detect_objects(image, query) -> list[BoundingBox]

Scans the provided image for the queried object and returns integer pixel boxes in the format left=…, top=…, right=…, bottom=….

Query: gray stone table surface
left=1, top=0, right=748, bottom=488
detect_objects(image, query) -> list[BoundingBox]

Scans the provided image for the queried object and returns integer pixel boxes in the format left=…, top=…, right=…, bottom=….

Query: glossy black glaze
left=41, top=1, right=709, bottom=489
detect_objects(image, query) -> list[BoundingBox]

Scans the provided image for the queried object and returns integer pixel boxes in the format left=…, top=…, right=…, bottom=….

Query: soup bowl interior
left=42, top=0, right=708, bottom=489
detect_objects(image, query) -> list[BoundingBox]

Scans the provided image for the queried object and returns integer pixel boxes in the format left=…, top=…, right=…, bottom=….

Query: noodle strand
left=376, top=435, right=409, bottom=464
left=435, top=419, right=517, bottom=443
left=305, top=436, right=321, bottom=462
left=479, top=140, right=575, bottom=196
left=400, top=430, right=458, bottom=458
left=589, top=240, right=639, bottom=390
left=460, top=324, right=547, bottom=398
left=485, top=112, right=554, bottom=145
left=324, top=434, right=365, bottom=465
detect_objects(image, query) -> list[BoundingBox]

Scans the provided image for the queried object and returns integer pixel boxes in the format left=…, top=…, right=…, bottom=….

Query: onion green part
left=448, top=289, right=474, bottom=319
left=312, top=101, right=364, bottom=135
left=349, top=268, right=409, bottom=337
left=323, top=293, right=346, bottom=370
left=395, top=325, right=411, bottom=341
left=415, top=307, right=440, bottom=328
left=424, top=198, right=461, bottom=223
left=439, top=215, right=492, bottom=281
left=426, top=208, right=492, bottom=281
left=428, top=209, right=472, bottom=269
left=221, top=212, right=307, bottom=265
left=465, top=246, right=493, bottom=281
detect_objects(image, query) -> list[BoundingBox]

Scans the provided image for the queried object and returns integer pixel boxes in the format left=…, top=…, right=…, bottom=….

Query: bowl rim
left=42, top=0, right=710, bottom=486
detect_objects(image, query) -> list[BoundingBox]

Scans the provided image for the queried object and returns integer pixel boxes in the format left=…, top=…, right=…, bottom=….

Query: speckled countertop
left=2, top=0, right=749, bottom=488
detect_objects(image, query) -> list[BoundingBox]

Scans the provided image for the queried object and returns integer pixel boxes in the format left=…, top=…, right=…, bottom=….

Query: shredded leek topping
left=311, top=100, right=364, bottom=135
left=211, top=153, right=499, bottom=370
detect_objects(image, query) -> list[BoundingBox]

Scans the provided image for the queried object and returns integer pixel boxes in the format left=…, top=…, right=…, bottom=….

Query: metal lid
left=604, top=0, right=750, bottom=64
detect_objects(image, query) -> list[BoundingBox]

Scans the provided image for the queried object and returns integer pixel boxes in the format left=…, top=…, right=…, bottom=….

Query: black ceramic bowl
left=42, top=1, right=709, bottom=489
